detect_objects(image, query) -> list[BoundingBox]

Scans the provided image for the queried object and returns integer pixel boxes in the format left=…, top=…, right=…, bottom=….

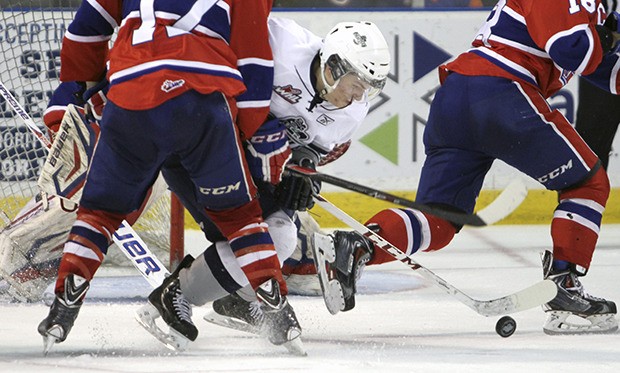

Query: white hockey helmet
left=319, top=21, right=390, bottom=100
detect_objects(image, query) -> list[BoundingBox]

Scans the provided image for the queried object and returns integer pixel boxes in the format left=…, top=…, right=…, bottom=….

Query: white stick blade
left=477, top=177, right=528, bottom=225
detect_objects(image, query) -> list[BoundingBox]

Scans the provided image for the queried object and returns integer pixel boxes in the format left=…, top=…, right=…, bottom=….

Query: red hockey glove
left=245, top=117, right=292, bottom=185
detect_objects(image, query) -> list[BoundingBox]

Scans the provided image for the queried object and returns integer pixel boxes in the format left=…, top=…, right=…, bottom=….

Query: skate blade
left=42, top=325, right=64, bottom=355
left=312, top=232, right=336, bottom=262
left=322, top=279, right=345, bottom=315
left=135, top=303, right=189, bottom=352
left=42, top=334, right=58, bottom=355
left=203, top=311, right=261, bottom=335
left=283, top=336, right=307, bottom=356
left=311, top=233, right=345, bottom=314
left=543, top=311, right=619, bottom=335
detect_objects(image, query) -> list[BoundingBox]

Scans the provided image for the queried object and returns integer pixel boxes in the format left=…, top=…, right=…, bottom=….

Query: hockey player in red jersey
left=326, top=0, right=619, bottom=334
left=36, top=0, right=304, bottom=354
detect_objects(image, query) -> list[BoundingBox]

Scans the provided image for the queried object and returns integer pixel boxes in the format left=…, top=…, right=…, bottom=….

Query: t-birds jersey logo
left=282, top=116, right=310, bottom=144
left=273, top=84, right=302, bottom=103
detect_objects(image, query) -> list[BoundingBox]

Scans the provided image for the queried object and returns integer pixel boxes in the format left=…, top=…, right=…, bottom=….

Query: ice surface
left=1, top=225, right=619, bottom=372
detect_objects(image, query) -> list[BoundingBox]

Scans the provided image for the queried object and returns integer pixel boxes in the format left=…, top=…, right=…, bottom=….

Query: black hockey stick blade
left=286, top=165, right=486, bottom=227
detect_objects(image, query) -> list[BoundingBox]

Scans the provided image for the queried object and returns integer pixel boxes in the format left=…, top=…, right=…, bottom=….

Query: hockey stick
left=287, top=165, right=490, bottom=226
left=312, top=193, right=557, bottom=316
left=476, top=177, right=527, bottom=225
left=0, top=80, right=169, bottom=287
left=287, top=165, right=527, bottom=227
left=0, top=81, right=52, bottom=148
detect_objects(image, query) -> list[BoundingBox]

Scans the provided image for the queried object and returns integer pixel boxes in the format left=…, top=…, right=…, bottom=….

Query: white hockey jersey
left=268, top=17, right=369, bottom=159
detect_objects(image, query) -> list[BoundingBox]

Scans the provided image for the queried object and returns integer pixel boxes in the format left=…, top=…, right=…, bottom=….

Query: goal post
left=0, top=2, right=185, bottom=269
left=169, top=193, right=185, bottom=270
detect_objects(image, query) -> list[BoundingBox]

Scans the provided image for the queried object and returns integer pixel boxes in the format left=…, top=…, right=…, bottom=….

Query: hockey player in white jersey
left=271, top=17, right=388, bottom=298
left=138, top=18, right=390, bottom=349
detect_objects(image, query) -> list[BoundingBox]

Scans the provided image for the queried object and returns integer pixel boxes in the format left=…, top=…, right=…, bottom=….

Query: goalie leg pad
left=0, top=195, right=75, bottom=302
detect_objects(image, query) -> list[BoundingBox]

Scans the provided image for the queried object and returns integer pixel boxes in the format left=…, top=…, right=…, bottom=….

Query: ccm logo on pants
left=200, top=182, right=241, bottom=195
left=537, top=160, right=573, bottom=183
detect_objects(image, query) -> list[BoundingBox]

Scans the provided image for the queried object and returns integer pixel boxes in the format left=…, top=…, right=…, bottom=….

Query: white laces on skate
left=172, top=289, right=193, bottom=324
left=562, top=274, right=584, bottom=294
left=562, top=274, right=606, bottom=302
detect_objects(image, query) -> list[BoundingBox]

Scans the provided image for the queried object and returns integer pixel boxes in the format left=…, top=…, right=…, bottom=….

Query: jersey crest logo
left=161, top=79, right=185, bottom=93
left=282, top=116, right=310, bottom=143
left=274, top=84, right=302, bottom=103
left=316, top=114, right=335, bottom=126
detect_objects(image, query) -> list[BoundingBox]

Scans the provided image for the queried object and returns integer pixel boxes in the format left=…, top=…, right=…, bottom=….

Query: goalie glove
left=276, top=147, right=322, bottom=211
left=43, top=81, right=86, bottom=139
left=38, top=105, right=100, bottom=202
left=245, top=117, right=292, bottom=185
left=83, top=79, right=109, bottom=121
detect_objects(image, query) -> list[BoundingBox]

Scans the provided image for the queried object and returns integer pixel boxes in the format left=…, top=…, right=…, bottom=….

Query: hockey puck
left=495, top=316, right=517, bottom=338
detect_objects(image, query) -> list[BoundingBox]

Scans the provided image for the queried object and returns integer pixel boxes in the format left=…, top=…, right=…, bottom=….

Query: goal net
left=0, top=2, right=183, bottom=271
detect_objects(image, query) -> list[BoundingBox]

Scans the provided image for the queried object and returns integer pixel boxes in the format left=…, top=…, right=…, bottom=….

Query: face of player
left=322, top=67, right=370, bottom=108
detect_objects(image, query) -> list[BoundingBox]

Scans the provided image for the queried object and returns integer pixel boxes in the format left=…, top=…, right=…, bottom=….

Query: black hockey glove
left=598, top=11, right=620, bottom=53
left=276, top=148, right=321, bottom=211
left=604, top=11, right=619, bottom=33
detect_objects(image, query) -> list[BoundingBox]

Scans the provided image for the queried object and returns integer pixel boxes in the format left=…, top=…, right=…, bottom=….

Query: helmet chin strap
left=307, top=91, right=324, bottom=112
left=309, top=63, right=338, bottom=112
left=318, top=62, right=339, bottom=100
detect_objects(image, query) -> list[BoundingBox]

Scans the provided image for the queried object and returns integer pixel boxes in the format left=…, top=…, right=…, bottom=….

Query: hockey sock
left=552, top=167, right=608, bottom=269
left=53, top=210, right=119, bottom=295
left=54, top=252, right=100, bottom=296
left=228, top=222, right=287, bottom=295
left=365, top=208, right=456, bottom=265
left=552, top=260, right=570, bottom=272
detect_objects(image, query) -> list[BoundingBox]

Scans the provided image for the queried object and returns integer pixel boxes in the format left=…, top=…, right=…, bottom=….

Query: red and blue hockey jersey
left=443, top=0, right=620, bottom=97
left=60, top=0, right=274, bottom=139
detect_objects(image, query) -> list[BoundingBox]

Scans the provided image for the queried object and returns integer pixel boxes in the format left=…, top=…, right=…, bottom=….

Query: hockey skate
left=282, top=211, right=323, bottom=296
left=135, top=256, right=197, bottom=351
left=38, top=274, right=89, bottom=355
left=204, top=292, right=264, bottom=335
left=541, top=250, right=618, bottom=335
left=255, top=278, right=305, bottom=356
left=312, top=230, right=373, bottom=314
